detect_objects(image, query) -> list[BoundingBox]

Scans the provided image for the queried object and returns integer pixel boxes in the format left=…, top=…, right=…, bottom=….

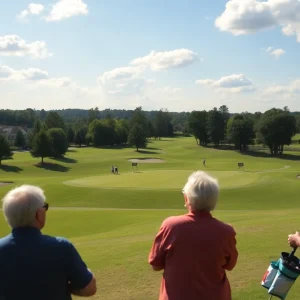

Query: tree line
left=0, top=107, right=174, bottom=165
left=188, top=105, right=297, bottom=155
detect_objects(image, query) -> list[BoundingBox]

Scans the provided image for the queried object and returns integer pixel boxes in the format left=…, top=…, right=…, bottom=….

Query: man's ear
left=36, top=208, right=43, bottom=221
left=184, top=194, right=188, bottom=206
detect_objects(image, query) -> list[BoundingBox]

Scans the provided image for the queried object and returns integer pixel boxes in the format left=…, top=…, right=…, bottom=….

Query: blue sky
left=1, top=0, right=300, bottom=112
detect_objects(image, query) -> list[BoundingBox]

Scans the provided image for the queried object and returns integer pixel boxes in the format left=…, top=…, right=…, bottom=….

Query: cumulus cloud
left=265, top=47, right=286, bottom=59
left=0, top=35, right=52, bottom=59
left=196, top=74, right=254, bottom=93
left=97, top=49, right=197, bottom=97
left=130, top=49, right=199, bottom=71
left=45, top=0, right=88, bottom=22
left=97, top=66, right=141, bottom=84
left=0, top=65, right=75, bottom=88
left=215, top=0, right=300, bottom=42
left=159, top=86, right=182, bottom=93
left=17, top=3, right=44, bottom=19
left=263, top=79, right=300, bottom=97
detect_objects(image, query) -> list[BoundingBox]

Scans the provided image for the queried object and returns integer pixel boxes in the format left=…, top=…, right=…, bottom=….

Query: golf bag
left=261, top=248, right=300, bottom=299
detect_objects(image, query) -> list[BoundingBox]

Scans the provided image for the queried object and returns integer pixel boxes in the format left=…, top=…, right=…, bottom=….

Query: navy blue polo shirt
left=0, top=227, right=93, bottom=300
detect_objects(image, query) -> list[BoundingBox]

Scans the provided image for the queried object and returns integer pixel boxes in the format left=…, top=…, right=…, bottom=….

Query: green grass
left=1, top=137, right=300, bottom=299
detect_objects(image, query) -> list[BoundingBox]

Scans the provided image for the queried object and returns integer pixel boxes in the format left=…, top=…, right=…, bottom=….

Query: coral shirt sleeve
left=148, top=222, right=169, bottom=269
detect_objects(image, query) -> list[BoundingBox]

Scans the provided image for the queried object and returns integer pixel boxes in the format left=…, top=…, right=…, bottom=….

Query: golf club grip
left=289, top=247, right=297, bottom=257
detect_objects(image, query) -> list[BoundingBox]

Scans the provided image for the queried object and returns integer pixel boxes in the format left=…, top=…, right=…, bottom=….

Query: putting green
left=64, top=170, right=263, bottom=190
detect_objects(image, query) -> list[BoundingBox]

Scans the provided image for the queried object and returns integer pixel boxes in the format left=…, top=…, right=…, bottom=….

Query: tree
left=227, top=115, right=255, bottom=151
left=188, top=111, right=209, bottom=146
left=0, top=135, right=13, bottom=165
left=45, top=112, right=65, bottom=131
left=257, top=108, right=297, bottom=155
left=27, top=119, right=43, bottom=148
left=67, top=127, right=75, bottom=145
left=219, top=105, right=230, bottom=142
left=30, top=130, right=52, bottom=164
left=14, top=129, right=26, bottom=149
left=128, top=124, right=148, bottom=151
left=129, top=107, right=148, bottom=134
left=154, top=109, right=173, bottom=139
left=88, top=107, right=99, bottom=124
left=74, top=127, right=88, bottom=147
left=147, top=121, right=155, bottom=138
left=207, top=108, right=225, bottom=146
left=88, top=119, right=115, bottom=147
left=115, top=119, right=129, bottom=144
left=48, top=128, right=68, bottom=157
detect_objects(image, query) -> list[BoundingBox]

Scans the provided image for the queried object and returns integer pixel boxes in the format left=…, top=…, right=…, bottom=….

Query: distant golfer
left=111, top=165, right=115, bottom=174
left=0, top=185, right=97, bottom=299
left=203, top=159, right=206, bottom=167
left=148, top=171, right=238, bottom=300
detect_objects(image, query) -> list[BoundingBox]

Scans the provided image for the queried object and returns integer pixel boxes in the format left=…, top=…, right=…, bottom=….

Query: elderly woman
left=148, top=171, right=238, bottom=300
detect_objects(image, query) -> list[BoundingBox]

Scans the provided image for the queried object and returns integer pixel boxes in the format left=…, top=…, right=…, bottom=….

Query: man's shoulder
left=0, top=234, right=13, bottom=247
left=212, top=217, right=236, bottom=235
left=161, top=215, right=189, bottom=228
left=41, top=234, right=75, bottom=249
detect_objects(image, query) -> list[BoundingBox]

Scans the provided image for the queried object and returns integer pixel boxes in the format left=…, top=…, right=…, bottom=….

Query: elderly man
left=148, top=171, right=238, bottom=300
left=0, top=185, right=96, bottom=300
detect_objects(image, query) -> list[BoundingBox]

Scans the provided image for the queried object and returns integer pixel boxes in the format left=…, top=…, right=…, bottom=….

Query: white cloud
left=196, top=74, right=254, bottom=93
left=0, top=65, right=76, bottom=88
left=0, top=66, right=49, bottom=81
left=215, top=0, right=300, bottom=42
left=17, top=3, right=44, bottom=19
left=36, top=77, right=73, bottom=87
left=130, top=49, right=199, bottom=71
left=45, top=0, right=88, bottom=22
left=0, top=35, right=52, bottom=59
left=97, top=66, right=141, bottom=84
left=263, top=79, right=300, bottom=97
left=159, top=86, right=182, bottom=93
left=19, top=68, right=49, bottom=80
left=266, top=47, right=286, bottom=59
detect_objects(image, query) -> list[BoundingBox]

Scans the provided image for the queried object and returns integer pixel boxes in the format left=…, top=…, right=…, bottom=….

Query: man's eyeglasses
left=42, top=202, right=49, bottom=211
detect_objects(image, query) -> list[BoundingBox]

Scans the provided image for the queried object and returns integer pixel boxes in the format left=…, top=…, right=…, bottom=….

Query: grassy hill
left=1, top=137, right=300, bottom=299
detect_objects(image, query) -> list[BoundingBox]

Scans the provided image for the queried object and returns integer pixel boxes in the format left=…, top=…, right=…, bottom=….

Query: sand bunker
left=128, top=158, right=165, bottom=163
left=0, top=181, right=13, bottom=187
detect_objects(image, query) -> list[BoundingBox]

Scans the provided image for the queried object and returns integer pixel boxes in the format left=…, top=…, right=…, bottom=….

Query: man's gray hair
left=183, top=171, right=219, bottom=211
left=2, top=185, right=46, bottom=228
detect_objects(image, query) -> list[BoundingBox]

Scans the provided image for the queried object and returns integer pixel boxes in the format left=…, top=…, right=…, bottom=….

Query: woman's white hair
left=2, top=185, right=46, bottom=228
left=183, top=171, right=219, bottom=211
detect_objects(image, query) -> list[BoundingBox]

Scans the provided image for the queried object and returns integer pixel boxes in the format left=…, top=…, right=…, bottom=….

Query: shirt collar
left=187, top=210, right=213, bottom=218
left=12, top=226, right=41, bottom=237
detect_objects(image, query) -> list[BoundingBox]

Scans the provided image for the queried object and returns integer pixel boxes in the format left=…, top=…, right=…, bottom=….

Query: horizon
left=1, top=0, right=300, bottom=113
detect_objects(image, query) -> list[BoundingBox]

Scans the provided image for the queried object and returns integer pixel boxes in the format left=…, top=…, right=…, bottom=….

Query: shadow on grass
left=96, top=144, right=131, bottom=150
left=128, top=157, right=163, bottom=160
left=67, top=149, right=77, bottom=153
left=204, top=144, right=300, bottom=161
left=52, top=157, right=78, bottom=164
left=35, top=162, right=70, bottom=172
left=0, top=165, right=23, bottom=173
left=240, top=150, right=300, bottom=161
left=146, top=147, right=162, bottom=151
left=135, top=150, right=161, bottom=154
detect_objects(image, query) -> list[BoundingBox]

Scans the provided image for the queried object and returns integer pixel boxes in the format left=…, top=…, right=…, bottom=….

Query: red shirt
left=148, top=211, right=238, bottom=300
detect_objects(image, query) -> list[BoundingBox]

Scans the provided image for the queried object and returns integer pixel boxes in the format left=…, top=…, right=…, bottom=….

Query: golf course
left=1, top=136, right=300, bottom=300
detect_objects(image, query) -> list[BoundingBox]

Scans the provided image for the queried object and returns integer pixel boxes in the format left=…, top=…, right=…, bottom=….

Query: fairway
left=1, top=136, right=300, bottom=300
left=64, top=170, right=263, bottom=190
